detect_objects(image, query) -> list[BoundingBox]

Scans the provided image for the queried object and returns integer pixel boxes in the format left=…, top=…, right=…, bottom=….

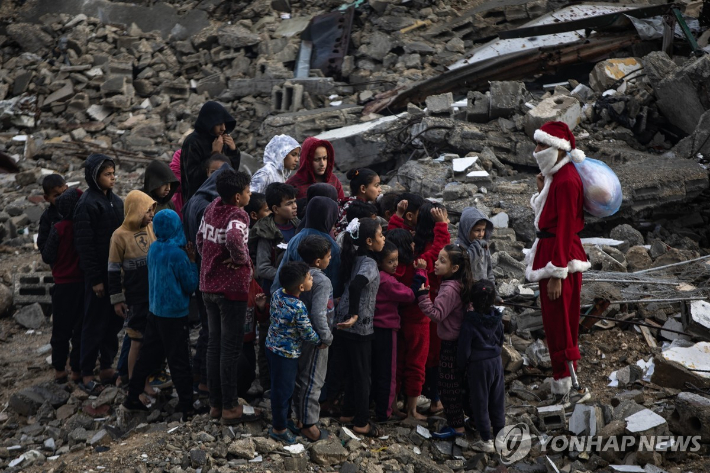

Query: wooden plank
left=639, top=325, right=658, bottom=348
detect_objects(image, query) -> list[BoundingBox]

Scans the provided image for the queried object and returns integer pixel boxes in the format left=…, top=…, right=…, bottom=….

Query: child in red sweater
left=387, top=200, right=450, bottom=419
left=41, top=188, right=84, bottom=384
left=372, top=241, right=425, bottom=421
left=197, top=169, right=262, bottom=425
left=413, top=202, right=452, bottom=416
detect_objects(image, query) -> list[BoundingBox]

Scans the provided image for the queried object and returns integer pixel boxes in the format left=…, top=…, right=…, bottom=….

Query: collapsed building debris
left=0, top=0, right=710, bottom=471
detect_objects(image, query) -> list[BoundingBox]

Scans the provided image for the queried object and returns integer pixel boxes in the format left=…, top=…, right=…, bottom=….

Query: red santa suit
left=525, top=122, right=591, bottom=395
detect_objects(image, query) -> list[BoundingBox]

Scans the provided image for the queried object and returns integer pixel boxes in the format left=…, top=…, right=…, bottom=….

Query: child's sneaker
left=269, top=427, right=297, bottom=445
left=470, top=439, right=495, bottom=453
left=148, top=369, right=173, bottom=389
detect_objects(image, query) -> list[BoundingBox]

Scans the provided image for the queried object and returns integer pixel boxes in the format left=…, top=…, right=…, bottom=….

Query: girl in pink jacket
left=414, top=244, right=474, bottom=439
left=372, top=241, right=426, bottom=422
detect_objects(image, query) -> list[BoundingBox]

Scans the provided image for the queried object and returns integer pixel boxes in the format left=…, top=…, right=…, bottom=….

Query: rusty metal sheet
left=364, top=32, right=641, bottom=115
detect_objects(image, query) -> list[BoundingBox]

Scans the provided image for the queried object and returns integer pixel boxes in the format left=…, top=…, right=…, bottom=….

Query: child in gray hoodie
left=455, top=207, right=495, bottom=281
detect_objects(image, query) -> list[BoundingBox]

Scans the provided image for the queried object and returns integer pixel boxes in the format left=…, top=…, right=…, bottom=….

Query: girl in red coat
left=524, top=121, right=591, bottom=406
left=285, top=137, right=345, bottom=200
left=388, top=201, right=450, bottom=419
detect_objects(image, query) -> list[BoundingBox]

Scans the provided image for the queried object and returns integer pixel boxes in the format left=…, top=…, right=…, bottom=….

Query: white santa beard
left=533, top=146, right=561, bottom=176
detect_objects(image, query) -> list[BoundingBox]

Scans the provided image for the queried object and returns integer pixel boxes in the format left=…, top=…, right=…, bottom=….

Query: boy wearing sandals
left=266, top=262, right=324, bottom=444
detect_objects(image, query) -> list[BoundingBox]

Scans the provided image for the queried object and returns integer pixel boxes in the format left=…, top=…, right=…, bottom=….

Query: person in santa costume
left=525, top=121, right=592, bottom=406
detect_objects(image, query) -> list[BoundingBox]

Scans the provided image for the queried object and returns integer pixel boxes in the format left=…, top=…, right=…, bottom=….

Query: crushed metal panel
left=303, top=8, right=354, bottom=78
left=498, top=3, right=673, bottom=40
left=364, top=32, right=641, bottom=114
left=449, top=3, right=645, bottom=71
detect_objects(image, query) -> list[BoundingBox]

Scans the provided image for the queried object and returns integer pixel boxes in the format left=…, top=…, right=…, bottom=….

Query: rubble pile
left=0, top=0, right=710, bottom=472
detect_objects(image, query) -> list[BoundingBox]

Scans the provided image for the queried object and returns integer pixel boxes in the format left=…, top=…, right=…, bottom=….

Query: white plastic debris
left=284, top=444, right=305, bottom=454
left=341, top=426, right=361, bottom=441
left=452, top=156, right=478, bottom=173
left=416, top=425, right=432, bottom=439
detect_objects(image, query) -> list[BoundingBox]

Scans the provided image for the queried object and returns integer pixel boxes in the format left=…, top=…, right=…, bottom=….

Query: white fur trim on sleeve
left=569, top=149, right=586, bottom=163
left=534, top=129, right=572, bottom=151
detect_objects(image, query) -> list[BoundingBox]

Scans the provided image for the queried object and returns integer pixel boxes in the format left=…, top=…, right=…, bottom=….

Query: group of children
left=38, top=119, right=506, bottom=452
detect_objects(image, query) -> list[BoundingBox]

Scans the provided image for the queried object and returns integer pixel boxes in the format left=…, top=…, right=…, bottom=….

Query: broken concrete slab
left=394, top=157, right=453, bottom=197
left=647, top=54, right=710, bottom=134
left=22, top=0, right=210, bottom=40
left=669, top=392, right=710, bottom=441
left=259, top=105, right=363, bottom=147
left=524, top=95, right=581, bottom=138
left=43, top=83, right=75, bottom=107
left=589, top=58, right=644, bottom=92
left=652, top=342, right=710, bottom=390
left=489, top=81, right=527, bottom=119
left=624, top=408, right=666, bottom=435
left=6, top=23, right=53, bottom=53
left=314, top=113, right=403, bottom=171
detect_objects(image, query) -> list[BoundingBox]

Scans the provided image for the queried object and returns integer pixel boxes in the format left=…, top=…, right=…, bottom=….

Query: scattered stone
left=227, top=438, right=256, bottom=459
left=13, top=302, right=45, bottom=329
left=310, top=438, right=349, bottom=466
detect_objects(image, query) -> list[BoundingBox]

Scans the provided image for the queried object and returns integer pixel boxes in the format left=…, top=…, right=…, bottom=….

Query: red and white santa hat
left=533, top=121, right=586, bottom=163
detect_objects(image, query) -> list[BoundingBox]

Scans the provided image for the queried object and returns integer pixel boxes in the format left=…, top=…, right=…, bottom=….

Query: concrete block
left=218, top=25, right=260, bottom=48
left=426, top=93, right=454, bottom=115
left=524, top=95, right=581, bottom=137
left=571, top=84, right=595, bottom=102
left=501, top=344, right=523, bottom=372
left=489, top=81, right=526, bottom=119
left=13, top=272, right=53, bottom=305
left=669, top=392, right=710, bottom=441
left=195, top=73, right=225, bottom=98
left=537, top=405, right=566, bottom=431
left=589, top=58, right=643, bottom=92
left=162, top=79, right=190, bottom=99
left=443, top=182, right=476, bottom=201
left=569, top=404, right=603, bottom=436
left=396, top=158, right=452, bottom=196
left=467, top=91, right=489, bottom=123
left=272, top=82, right=305, bottom=113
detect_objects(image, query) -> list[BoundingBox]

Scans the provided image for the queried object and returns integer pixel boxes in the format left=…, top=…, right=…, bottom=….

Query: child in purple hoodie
left=372, top=241, right=426, bottom=422
left=414, top=244, right=474, bottom=439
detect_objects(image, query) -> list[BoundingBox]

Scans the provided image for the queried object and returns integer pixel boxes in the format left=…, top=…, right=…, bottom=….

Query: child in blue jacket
left=123, top=209, right=199, bottom=420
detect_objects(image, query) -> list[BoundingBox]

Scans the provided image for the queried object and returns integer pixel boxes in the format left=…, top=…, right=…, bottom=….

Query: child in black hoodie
left=143, top=159, right=179, bottom=214
left=74, top=154, right=125, bottom=394
left=180, top=101, right=241, bottom=201
left=458, top=280, right=504, bottom=454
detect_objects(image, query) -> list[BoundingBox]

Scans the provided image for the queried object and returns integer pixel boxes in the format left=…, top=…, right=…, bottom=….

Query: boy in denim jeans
left=197, top=169, right=261, bottom=425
